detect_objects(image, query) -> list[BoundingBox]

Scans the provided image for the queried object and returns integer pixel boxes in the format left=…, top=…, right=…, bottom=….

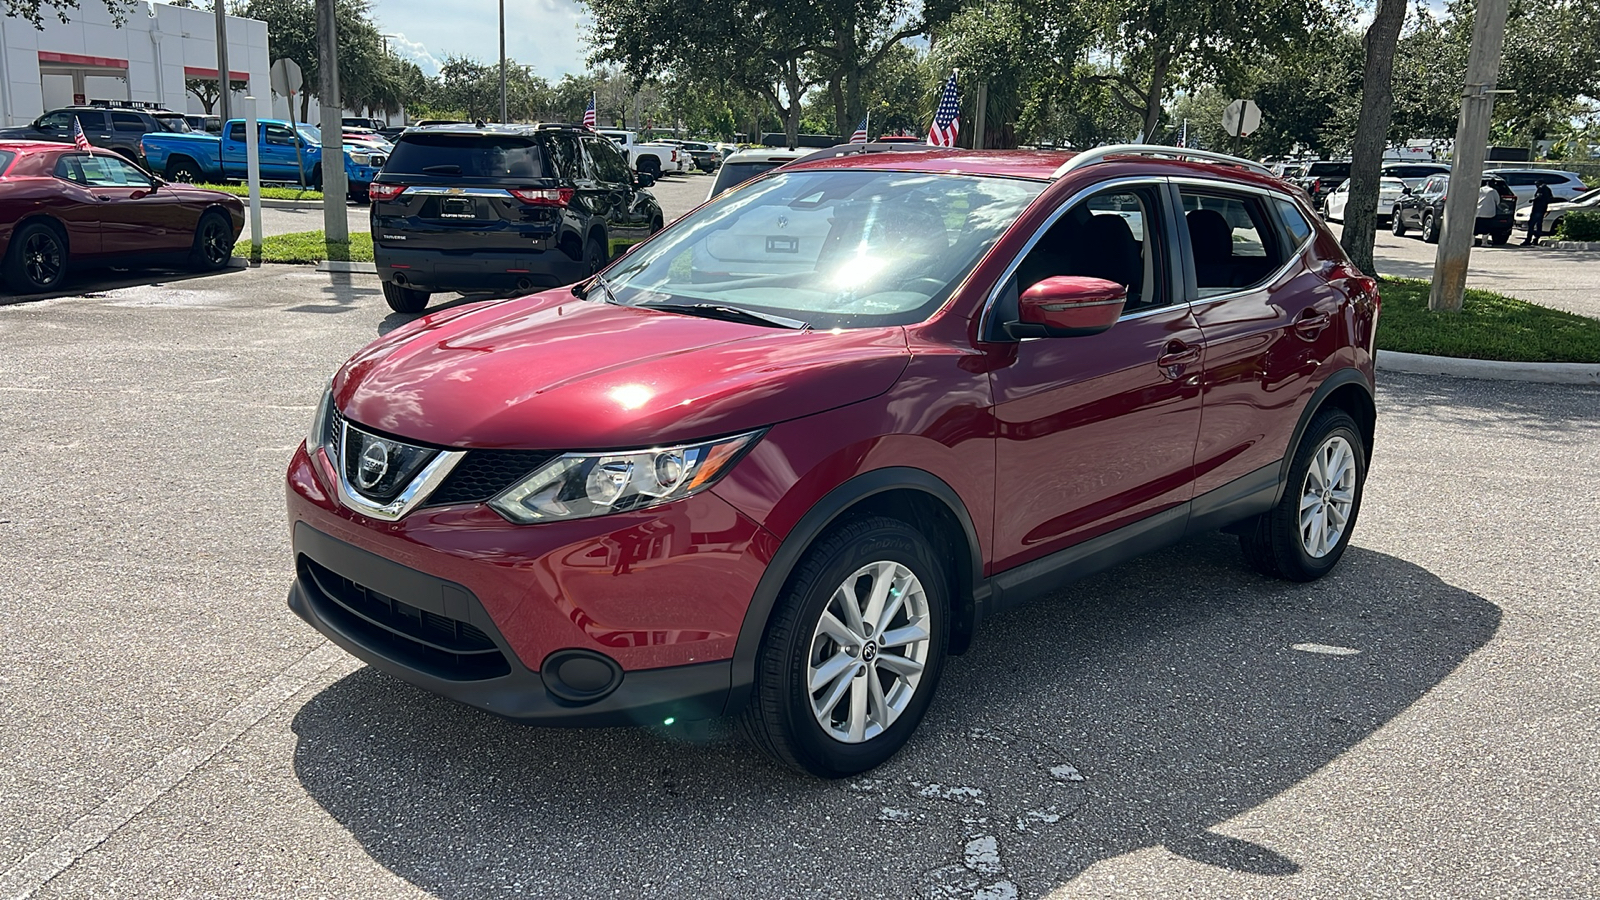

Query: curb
left=315, top=261, right=378, bottom=274
left=1377, top=349, right=1600, bottom=385
left=1548, top=240, right=1600, bottom=251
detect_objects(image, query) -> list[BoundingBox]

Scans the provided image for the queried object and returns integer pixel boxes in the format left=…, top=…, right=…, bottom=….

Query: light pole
left=213, top=0, right=231, bottom=123
left=498, top=0, right=507, bottom=124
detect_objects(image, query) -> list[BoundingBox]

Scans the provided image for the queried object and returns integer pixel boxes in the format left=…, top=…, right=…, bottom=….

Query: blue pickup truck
left=140, top=118, right=383, bottom=198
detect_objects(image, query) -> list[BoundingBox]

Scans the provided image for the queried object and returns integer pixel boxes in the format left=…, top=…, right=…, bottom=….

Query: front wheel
left=1421, top=211, right=1440, bottom=243
left=382, top=280, right=429, bottom=314
left=739, top=517, right=948, bottom=778
left=1391, top=213, right=1407, bottom=236
left=1239, top=408, right=1366, bottom=582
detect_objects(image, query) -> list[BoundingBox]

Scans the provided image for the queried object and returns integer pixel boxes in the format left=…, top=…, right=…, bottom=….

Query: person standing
left=1522, top=182, right=1554, bottom=245
left=1474, top=182, right=1499, bottom=245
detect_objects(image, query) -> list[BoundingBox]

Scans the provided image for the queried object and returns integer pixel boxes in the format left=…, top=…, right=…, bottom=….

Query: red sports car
left=0, top=140, right=243, bottom=294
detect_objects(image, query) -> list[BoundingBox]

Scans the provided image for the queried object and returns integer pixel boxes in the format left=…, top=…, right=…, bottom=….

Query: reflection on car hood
left=336, top=291, right=911, bottom=449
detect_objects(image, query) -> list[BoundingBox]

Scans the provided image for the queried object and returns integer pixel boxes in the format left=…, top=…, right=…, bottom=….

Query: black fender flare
left=723, top=467, right=984, bottom=715
left=1274, top=367, right=1375, bottom=506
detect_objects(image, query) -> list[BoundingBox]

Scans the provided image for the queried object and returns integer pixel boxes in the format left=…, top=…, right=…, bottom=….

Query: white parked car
left=1486, top=168, right=1589, bottom=209
left=597, top=129, right=690, bottom=178
left=1324, top=176, right=1409, bottom=223
left=1380, top=162, right=1450, bottom=189
left=1514, top=186, right=1600, bottom=237
left=704, top=146, right=812, bottom=201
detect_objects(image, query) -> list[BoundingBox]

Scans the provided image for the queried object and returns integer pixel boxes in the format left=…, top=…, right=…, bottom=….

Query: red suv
left=286, top=146, right=1379, bottom=777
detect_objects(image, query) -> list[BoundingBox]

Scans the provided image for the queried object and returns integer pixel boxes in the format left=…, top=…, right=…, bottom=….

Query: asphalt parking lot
left=1, top=260, right=1596, bottom=898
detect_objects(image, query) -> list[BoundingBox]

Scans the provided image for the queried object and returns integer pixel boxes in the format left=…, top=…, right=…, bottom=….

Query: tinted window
left=228, top=122, right=246, bottom=142
left=1275, top=198, right=1313, bottom=246
left=582, top=136, right=631, bottom=183
left=75, top=111, right=106, bottom=130
left=711, top=161, right=785, bottom=196
left=153, top=114, right=190, bottom=133
left=1386, top=165, right=1444, bottom=179
left=1500, top=173, right=1539, bottom=187
left=386, top=133, right=546, bottom=178
left=1535, top=173, right=1571, bottom=185
left=1181, top=190, right=1287, bottom=298
left=1015, top=186, right=1167, bottom=312
left=543, top=133, right=582, bottom=180
left=40, top=111, right=75, bottom=130
left=1308, top=162, right=1349, bottom=178
left=53, top=156, right=84, bottom=183
left=0, top=150, right=15, bottom=176
left=76, top=154, right=153, bottom=188
left=111, top=112, right=146, bottom=133
left=264, top=124, right=296, bottom=146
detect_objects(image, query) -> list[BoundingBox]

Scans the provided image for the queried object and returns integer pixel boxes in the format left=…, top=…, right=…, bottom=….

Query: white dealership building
left=0, top=1, right=273, bottom=127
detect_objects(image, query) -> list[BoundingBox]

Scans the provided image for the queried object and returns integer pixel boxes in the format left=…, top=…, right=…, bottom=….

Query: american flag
left=72, top=116, right=92, bottom=151
left=928, top=72, right=960, bottom=147
left=849, top=113, right=869, bottom=144
left=582, top=94, right=596, bottom=129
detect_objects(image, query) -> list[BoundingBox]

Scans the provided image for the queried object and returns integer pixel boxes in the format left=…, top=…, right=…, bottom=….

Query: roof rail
left=1052, top=144, right=1274, bottom=179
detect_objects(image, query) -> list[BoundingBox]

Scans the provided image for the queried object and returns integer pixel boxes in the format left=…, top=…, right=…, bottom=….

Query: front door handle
left=1157, top=339, right=1201, bottom=379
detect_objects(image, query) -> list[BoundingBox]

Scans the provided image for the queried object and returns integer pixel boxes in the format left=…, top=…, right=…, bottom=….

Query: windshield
left=297, top=125, right=321, bottom=145
left=598, top=169, right=1045, bottom=329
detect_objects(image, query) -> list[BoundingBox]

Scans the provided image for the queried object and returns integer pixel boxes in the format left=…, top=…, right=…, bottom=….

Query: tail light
left=671, top=150, right=679, bottom=162
left=510, top=187, right=574, bottom=207
left=1311, top=178, right=1322, bottom=194
left=367, top=182, right=406, bottom=201
left=140, top=137, right=147, bottom=158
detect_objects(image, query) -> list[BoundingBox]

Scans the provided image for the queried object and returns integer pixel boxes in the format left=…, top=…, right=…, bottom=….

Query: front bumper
left=285, top=442, right=772, bottom=723
left=373, top=245, right=589, bottom=292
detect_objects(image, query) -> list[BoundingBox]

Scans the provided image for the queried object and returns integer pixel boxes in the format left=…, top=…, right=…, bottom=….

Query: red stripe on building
left=38, top=51, right=129, bottom=69
left=183, top=66, right=251, bottom=81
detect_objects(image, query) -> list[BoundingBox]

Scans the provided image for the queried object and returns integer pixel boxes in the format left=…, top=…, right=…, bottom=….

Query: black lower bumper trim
left=289, top=523, right=732, bottom=726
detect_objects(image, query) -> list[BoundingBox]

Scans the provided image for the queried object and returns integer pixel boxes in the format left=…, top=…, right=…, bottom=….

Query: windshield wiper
left=637, top=301, right=808, bottom=330
left=579, top=272, right=619, bottom=305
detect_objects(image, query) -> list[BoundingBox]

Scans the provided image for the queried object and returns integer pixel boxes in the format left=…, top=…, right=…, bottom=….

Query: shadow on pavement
left=376, top=293, right=517, bottom=335
left=281, top=271, right=383, bottom=314
left=291, top=531, right=1498, bottom=898
left=1378, top=371, right=1600, bottom=439
left=0, top=265, right=242, bottom=306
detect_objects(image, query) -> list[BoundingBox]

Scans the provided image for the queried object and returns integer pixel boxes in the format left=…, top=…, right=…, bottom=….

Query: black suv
left=1390, top=173, right=1516, bottom=245
left=369, top=124, right=666, bottom=313
left=0, top=105, right=189, bottom=163
left=1293, top=160, right=1351, bottom=209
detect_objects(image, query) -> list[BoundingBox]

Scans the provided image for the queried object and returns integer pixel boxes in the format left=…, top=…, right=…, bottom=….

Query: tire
left=584, top=235, right=606, bottom=275
left=739, top=516, right=949, bottom=778
left=1239, top=408, right=1366, bottom=582
left=1421, top=211, right=1440, bottom=244
left=3, top=220, right=69, bottom=293
left=188, top=210, right=235, bottom=271
left=1490, top=229, right=1511, bottom=246
left=382, top=280, right=430, bottom=314
left=638, top=156, right=661, bottom=179
left=1390, top=213, right=1407, bottom=236
left=649, top=216, right=664, bottom=234
left=309, top=165, right=323, bottom=193
left=165, top=157, right=201, bottom=183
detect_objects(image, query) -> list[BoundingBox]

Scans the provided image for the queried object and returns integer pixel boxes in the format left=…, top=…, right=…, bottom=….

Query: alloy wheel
left=24, top=231, right=63, bottom=287
left=202, top=218, right=230, bottom=265
left=806, top=560, right=931, bottom=744
left=1299, top=435, right=1357, bottom=558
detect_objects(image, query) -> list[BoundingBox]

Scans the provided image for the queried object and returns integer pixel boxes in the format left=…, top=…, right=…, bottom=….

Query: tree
left=185, top=77, right=250, bottom=114
left=3, top=0, right=131, bottom=28
left=1339, top=0, right=1408, bottom=277
left=811, top=0, right=961, bottom=140
left=238, top=0, right=389, bottom=122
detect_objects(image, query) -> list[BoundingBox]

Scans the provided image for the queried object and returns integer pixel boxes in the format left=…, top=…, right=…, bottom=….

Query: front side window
left=1011, top=185, right=1167, bottom=314
left=599, top=169, right=1045, bottom=329
left=1180, top=190, right=1288, bottom=298
left=39, top=111, right=75, bottom=130
left=76, top=154, right=153, bottom=188
left=264, top=124, right=297, bottom=146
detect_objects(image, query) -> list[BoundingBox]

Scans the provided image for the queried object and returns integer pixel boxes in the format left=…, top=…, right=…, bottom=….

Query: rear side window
left=1181, top=190, right=1288, bottom=298
left=228, top=122, right=246, bottom=142
left=0, top=150, right=15, bottom=176
left=111, top=112, right=146, bottom=133
left=1274, top=198, right=1313, bottom=246
left=387, top=134, right=546, bottom=178
left=1500, top=173, right=1539, bottom=187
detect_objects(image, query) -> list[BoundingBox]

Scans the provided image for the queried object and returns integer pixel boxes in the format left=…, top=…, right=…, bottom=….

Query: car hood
left=336, top=291, right=911, bottom=449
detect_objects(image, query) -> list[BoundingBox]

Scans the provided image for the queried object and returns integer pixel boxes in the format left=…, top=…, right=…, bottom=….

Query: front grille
left=426, top=449, right=559, bottom=506
left=301, top=557, right=509, bottom=680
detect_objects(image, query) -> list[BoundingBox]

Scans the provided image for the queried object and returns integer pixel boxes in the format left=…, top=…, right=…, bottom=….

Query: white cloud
left=369, top=0, right=592, bottom=80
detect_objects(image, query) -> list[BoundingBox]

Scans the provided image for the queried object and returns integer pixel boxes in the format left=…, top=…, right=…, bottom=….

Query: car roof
left=722, top=147, right=814, bottom=164
left=1489, top=168, right=1581, bottom=178
left=778, top=147, right=1294, bottom=191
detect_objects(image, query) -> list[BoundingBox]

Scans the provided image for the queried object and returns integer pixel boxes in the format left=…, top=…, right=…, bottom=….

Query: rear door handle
left=1294, top=311, right=1332, bottom=338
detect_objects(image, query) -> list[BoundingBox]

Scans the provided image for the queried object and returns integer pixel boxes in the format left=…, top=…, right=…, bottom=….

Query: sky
left=369, top=0, right=592, bottom=80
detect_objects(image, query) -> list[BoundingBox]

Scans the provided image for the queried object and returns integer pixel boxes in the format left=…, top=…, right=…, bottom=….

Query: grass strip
left=257, top=231, right=374, bottom=264
left=1376, top=278, right=1600, bottom=363
left=198, top=182, right=324, bottom=202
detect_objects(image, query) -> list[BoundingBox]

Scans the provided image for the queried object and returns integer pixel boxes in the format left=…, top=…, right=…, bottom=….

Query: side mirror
left=1401, top=186, right=1413, bottom=195
left=635, top=171, right=656, bottom=188
left=1013, top=276, right=1127, bottom=338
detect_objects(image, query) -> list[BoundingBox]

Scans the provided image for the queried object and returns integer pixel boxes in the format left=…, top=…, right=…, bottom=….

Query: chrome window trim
left=400, top=186, right=515, bottom=197
left=978, top=175, right=1168, bottom=339
left=1171, top=178, right=1316, bottom=308
left=334, top=420, right=466, bottom=521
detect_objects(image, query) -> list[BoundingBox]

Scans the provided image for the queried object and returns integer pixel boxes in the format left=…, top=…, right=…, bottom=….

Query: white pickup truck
left=598, top=129, right=689, bottom=178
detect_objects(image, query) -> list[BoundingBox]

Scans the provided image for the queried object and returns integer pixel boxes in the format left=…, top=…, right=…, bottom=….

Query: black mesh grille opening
left=426, top=449, right=559, bottom=506
left=300, top=557, right=510, bottom=680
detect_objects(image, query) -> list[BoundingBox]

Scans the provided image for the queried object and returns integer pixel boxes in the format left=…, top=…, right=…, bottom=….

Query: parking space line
left=0, top=642, right=347, bottom=900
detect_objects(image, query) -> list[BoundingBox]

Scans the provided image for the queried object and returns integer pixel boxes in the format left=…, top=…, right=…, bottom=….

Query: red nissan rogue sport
left=286, top=146, right=1379, bottom=777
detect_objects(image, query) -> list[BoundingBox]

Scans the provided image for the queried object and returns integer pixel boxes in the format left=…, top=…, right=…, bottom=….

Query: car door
left=71, top=153, right=192, bottom=255
left=46, top=154, right=104, bottom=257
left=580, top=135, right=650, bottom=253
left=1183, top=188, right=1350, bottom=503
left=986, top=180, right=1204, bottom=571
left=261, top=123, right=302, bottom=181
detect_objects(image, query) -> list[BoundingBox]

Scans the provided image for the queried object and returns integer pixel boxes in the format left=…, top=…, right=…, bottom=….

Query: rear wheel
left=584, top=235, right=606, bottom=275
left=3, top=221, right=68, bottom=293
left=164, top=157, right=201, bottom=183
left=382, top=280, right=430, bottom=314
left=1421, top=211, right=1440, bottom=243
left=638, top=156, right=661, bottom=180
left=739, top=517, right=948, bottom=778
left=188, top=211, right=234, bottom=271
left=1239, top=408, right=1366, bottom=582
left=1491, top=228, right=1512, bottom=246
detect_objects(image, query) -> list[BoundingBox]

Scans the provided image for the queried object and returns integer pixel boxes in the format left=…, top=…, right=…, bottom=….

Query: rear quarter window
left=0, top=150, right=15, bottom=175
left=386, top=134, right=546, bottom=178
left=1275, top=198, right=1314, bottom=246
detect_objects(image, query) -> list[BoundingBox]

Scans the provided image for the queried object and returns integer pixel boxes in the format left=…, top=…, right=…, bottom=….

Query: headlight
left=349, top=152, right=371, bottom=165
left=489, top=430, right=763, bottom=524
left=307, top=385, right=334, bottom=455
